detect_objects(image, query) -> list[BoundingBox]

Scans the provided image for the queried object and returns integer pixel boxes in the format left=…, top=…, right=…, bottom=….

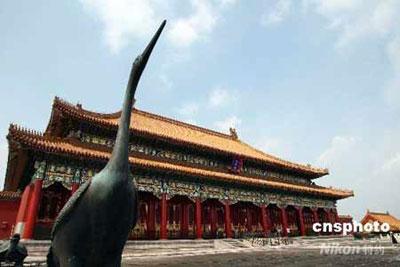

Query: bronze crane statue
left=47, top=20, right=166, bottom=267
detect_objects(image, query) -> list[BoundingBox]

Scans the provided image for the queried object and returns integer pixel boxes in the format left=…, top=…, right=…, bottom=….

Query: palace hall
left=1, top=97, right=353, bottom=240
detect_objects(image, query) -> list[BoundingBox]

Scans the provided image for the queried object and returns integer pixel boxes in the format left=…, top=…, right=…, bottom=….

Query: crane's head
left=133, top=20, right=166, bottom=79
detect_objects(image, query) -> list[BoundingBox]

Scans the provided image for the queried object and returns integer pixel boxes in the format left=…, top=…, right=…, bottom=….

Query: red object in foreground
left=14, top=186, right=32, bottom=236
left=281, top=207, right=288, bottom=237
left=297, top=207, right=306, bottom=236
left=260, top=205, right=268, bottom=237
left=0, top=193, right=20, bottom=239
left=71, top=183, right=79, bottom=195
left=224, top=201, right=232, bottom=238
left=195, top=198, right=202, bottom=239
left=160, top=193, right=168, bottom=240
left=23, top=179, right=43, bottom=239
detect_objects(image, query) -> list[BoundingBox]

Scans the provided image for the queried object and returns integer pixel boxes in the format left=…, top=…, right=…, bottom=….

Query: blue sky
left=0, top=0, right=399, bottom=220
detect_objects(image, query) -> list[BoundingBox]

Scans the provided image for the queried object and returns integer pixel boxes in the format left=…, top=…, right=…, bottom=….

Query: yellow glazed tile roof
left=362, top=211, right=400, bottom=231
left=50, top=97, right=329, bottom=177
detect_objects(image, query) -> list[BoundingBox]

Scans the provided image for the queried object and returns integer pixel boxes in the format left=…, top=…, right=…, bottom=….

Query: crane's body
left=47, top=20, right=166, bottom=267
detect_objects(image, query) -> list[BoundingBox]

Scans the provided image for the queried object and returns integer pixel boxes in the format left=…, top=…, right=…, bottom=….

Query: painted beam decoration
left=33, top=160, right=336, bottom=209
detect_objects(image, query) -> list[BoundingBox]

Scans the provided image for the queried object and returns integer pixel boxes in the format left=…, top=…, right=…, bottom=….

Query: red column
left=160, top=193, right=168, bottom=240
left=195, top=198, right=202, bottom=239
left=333, top=209, right=340, bottom=235
left=210, top=204, right=216, bottom=237
left=260, top=205, right=269, bottom=237
left=147, top=199, right=156, bottom=239
left=265, top=206, right=271, bottom=232
left=71, top=182, right=79, bottom=195
left=296, top=206, right=306, bottom=236
left=312, top=208, right=319, bottom=223
left=246, top=207, right=252, bottom=232
left=329, top=209, right=335, bottom=224
left=14, top=184, right=33, bottom=235
left=280, top=207, right=288, bottom=236
left=23, top=179, right=43, bottom=239
left=224, top=201, right=232, bottom=238
left=333, top=209, right=339, bottom=225
left=334, top=209, right=339, bottom=222
left=181, top=203, right=189, bottom=238
left=312, top=208, right=320, bottom=236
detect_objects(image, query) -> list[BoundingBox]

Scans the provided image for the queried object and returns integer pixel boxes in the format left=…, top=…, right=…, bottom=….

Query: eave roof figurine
left=47, top=20, right=167, bottom=267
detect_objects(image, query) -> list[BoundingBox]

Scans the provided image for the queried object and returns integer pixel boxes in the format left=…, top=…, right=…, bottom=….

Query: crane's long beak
left=138, top=20, right=166, bottom=72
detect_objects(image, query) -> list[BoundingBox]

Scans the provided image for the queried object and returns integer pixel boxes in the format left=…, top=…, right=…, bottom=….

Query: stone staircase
left=220, top=238, right=252, bottom=249
left=6, top=237, right=354, bottom=265
left=291, top=235, right=353, bottom=246
left=8, top=239, right=255, bottom=265
left=123, top=239, right=216, bottom=258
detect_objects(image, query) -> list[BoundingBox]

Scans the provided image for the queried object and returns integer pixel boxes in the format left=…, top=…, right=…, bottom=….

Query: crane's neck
left=106, top=62, right=140, bottom=173
left=104, top=19, right=166, bottom=176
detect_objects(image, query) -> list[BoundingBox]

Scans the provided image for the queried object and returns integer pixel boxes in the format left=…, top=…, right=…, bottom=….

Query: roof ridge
left=51, top=97, right=328, bottom=176
left=54, top=97, right=235, bottom=139
left=9, top=123, right=45, bottom=137
left=368, top=211, right=394, bottom=216
left=134, top=108, right=234, bottom=139
left=54, top=97, right=121, bottom=118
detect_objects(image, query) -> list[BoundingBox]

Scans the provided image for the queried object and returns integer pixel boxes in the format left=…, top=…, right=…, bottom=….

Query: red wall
left=0, top=199, right=20, bottom=239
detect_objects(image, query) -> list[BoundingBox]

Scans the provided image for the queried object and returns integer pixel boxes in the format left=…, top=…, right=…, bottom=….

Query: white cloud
left=80, top=0, right=162, bottom=53
left=218, top=0, right=237, bottom=7
left=309, top=0, right=361, bottom=14
left=167, top=0, right=218, bottom=47
left=176, top=102, right=199, bottom=117
left=261, top=0, right=292, bottom=26
left=304, top=0, right=400, bottom=110
left=315, top=134, right=400, bottom=219
left=175, top=85, right=238, bottom=127
left=80, top=0, right=236, bottom=53
left=214, top=115, right=241, bottom=132
left=381, top=153, right=400, bottom=173
left=159, top=73, right=173, bottom=90
left=387, top=36, right=400, bottom=73
left=316, top=136, right=358, bottom=168
left=207, top=87, right=236, bottom=108
left=271, top=0, right=400, bottom=110
left=384, top=37, right=400, bottom=109
left=302, top=0, right=400, bottom=48
left=315, top=136, right=362, bottom=218
left=252, top=136, right=292, bottom=159
left=175, top=102, right=200, bottom=125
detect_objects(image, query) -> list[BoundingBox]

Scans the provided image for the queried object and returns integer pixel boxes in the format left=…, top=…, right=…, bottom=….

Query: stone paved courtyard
left=121, top=238, right=400, bottom=267
left=122, top=246, right=400, bottom=267
left=10, top=236, right=400, bottom=266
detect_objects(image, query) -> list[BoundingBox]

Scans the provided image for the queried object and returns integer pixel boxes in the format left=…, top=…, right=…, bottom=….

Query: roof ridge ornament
left=229, top=127, right=238, bottom=140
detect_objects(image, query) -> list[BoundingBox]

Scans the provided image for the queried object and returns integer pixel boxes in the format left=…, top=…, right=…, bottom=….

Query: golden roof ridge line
left=52, top=97, right=328, bottom=175
left=133, top=108, right=234, bottom=139
left=54, top=96, right=234, bottom=139
left=368, top=211, right=393, bottom=216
